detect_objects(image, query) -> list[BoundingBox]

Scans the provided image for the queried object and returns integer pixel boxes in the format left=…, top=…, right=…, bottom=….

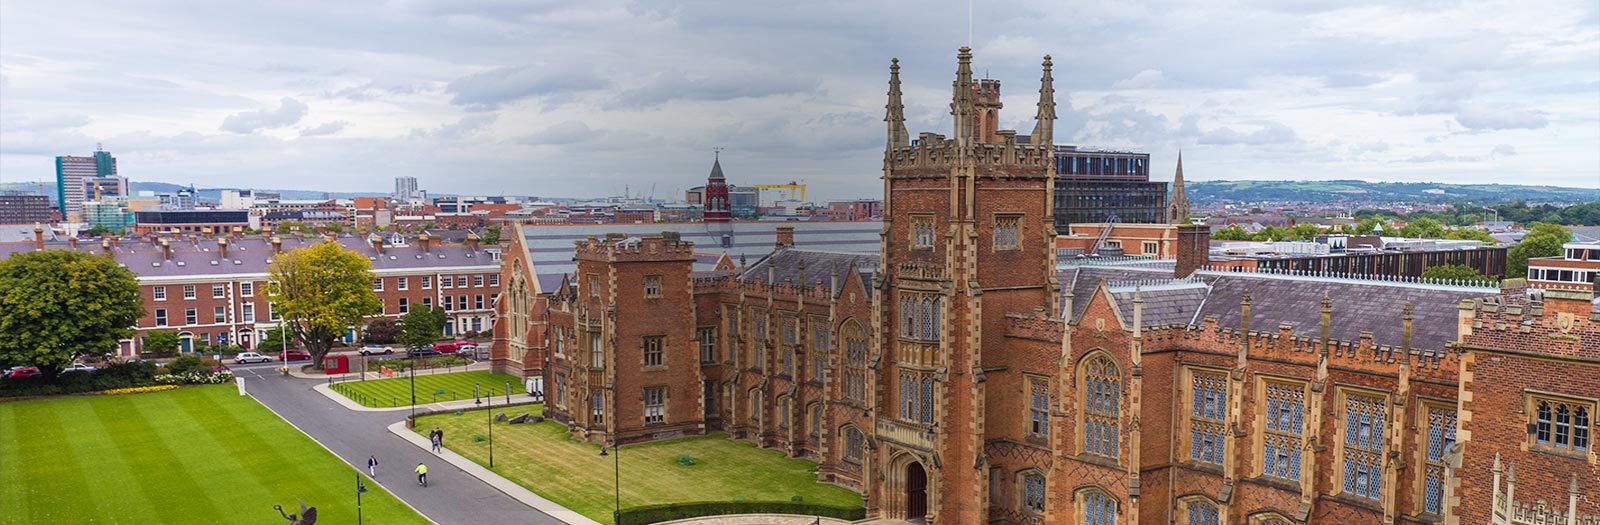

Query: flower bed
left=154, top=370, right=235, bottom=385
left=97, top=385, right=180, bottom=396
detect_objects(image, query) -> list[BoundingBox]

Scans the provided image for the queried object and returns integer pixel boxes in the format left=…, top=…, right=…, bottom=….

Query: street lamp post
left=356, top=473, right=368, bottom=523
left=599, top=441, right=620, bottom=524
left=280, top=326, right=289, bottom=377
left=487, top=394, right=494, bottom=468
left=409, top=354, right=417, bottom=422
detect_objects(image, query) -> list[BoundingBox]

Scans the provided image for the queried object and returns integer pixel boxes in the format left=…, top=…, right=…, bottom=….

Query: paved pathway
left=237, top=366, right=567, bottom=525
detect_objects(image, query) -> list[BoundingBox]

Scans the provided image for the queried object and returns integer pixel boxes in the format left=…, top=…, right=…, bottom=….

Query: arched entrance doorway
left=905, top=461, right=927, bottom=521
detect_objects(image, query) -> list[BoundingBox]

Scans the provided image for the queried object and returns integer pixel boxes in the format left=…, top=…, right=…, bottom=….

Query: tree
left=1507, top=224, right=1570, bottom=279
left=1398, top=218, right=1447, bottom=239
left=1211, top=225, right=1250, bottom=241
left=143, top=330, right=181, bottom=357
left=1289, top=222, right=1323, bottom=241
left=399, top=306, right=448, bottom=350
left=1445, top=228, right=1496, bottom=245
left=364, top=317, right=400, bottom=345
left=481, top=225, right=502, bottom=245
left=258, top=327, right=289, bottom=352
left=0, top=250, right=145, bottom=374
left=1422, top=264, right=1492, bottom=284
left=274, top=221, right=306, bottom=234
left=1351, top=218, right=1384, bottom=235
left=83, top=225, right=112, bottom=237
left=321, top=222, right=344, bottom=233
left=267, top=241, right=383, bottom=369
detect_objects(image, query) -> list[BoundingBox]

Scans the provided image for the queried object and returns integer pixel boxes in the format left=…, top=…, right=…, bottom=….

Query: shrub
left=616, top=501, right=865, bottom=525
left=153, top=370, right=235, bottom=385
left=165, top=355, right=221, bottom=375
left=676, top=454, right=697, bottom=466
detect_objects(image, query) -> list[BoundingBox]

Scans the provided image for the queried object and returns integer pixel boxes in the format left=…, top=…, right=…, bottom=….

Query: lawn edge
left=386, top=420, right=601, bottom=525
left=245, top=390, right=438, bottom=524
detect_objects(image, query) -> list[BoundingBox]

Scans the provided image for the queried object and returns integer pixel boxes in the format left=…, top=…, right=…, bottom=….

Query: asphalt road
left=234, top=366, right=565, bottom=525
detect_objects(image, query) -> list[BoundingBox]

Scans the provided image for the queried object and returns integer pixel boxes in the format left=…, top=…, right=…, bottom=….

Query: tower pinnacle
left=1031, top=55, right=1056, bottom=148
left=886, top=58, right=909, bottom=149
left=1167, top=151, right=1190, bottom=223
left=950, top=47, right=976, bottom=147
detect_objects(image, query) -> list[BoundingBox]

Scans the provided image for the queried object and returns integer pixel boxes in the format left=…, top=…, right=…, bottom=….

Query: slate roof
left=518, top=221, right=880, bottom=278
left=0, top=235, right=497, bottom=278
left=0, top=224, right=54, bottom=243
left=1059, top=264, right=1495, bottom=350
left=741, top=248, right=879, bottom=293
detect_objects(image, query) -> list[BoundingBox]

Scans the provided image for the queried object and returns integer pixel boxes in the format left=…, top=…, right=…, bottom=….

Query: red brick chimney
left=466, top=231, right=480, bottom=252
left=775, top=226, right=795, bottom=249
left=101, top=238, right=113, bottom=257
left=68, top=236, right=79, bottom=249
left=33, top=223, right=44, bottom=251
left=370, top=234, right=385, bottom=254
left=419, top=231, right=432, bottom=253
left=217, top=237, right=229, bottom=259
left=271, top=235, right=283, bottom=255
left=1175, top=223, right=1211, bottom=278
left=160, top=238, right=172, bottom=260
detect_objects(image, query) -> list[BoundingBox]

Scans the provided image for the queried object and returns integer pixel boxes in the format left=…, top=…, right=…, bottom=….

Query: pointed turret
left=950, top=47, right=976, bottom=147
left=704, top=151, right=732, bottom=226
left=1167, top=151, right=1190, bottom=224
left=885, top=58, right=909, bottom=150
left=709, top=153, right=725, bottom=180
left=1031, top=55, right=1056, bottom=148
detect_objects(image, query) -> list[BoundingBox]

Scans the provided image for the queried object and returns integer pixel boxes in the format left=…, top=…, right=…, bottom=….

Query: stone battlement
left=573, top=232, right=696, bottom=263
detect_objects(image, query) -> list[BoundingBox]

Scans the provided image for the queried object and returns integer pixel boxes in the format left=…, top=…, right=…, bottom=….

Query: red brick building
left=488, top=49, right=1597, bottom=524
left=0, top=230, right=500, bottom=356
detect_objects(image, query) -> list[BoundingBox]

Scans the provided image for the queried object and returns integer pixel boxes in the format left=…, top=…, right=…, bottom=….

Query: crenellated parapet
left=885, top=135, right=1054, bottom=176
left=572, top=232, right=696, bottom=263
left=1459, top=284, right=1600, bottom=359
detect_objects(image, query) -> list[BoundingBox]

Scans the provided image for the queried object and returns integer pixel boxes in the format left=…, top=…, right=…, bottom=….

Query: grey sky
left=1, top=0, right=1597, bottom=201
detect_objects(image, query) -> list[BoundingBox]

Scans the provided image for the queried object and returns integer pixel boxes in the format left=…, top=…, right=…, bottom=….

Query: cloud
left=445, top=64, right=607, bottom=109
left=1114, top=69, right=1166, bottom=89
left=1490, top=144, right=1517, bottom=157
left=614, top=69, right=821, bottom=108
left=1197, top=121, right=1302, bottom=146
left=219, top=97, right=308, bottom=134
left=1456, top=104, right=1549, bottom=130
left=409, top=114, right=497, bottom=140
left=518, top=120, right=604, bottom=145
left=1405, top=150, right=1461, bottom=163
left=299, top=121, right=349, bottom=137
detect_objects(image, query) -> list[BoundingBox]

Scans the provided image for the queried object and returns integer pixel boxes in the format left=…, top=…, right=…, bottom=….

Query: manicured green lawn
left=331, top=370, right=524, bottom=408
left=0, top=385, right=425, bottom=525
left=416, top=407, right=862, bottom=524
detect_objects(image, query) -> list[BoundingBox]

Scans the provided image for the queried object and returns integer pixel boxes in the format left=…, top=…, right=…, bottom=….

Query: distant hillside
left=1187, top=180, right=1598, bottom=205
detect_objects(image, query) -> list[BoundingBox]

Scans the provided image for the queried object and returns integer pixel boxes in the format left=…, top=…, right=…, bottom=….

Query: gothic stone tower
left=704, top=155, right=734, bottom=244
left=874, top=48, right=1059, bottom=523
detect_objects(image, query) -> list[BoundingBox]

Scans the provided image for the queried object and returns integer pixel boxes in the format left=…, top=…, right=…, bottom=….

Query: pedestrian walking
left=414, top=462, right=428, bottom=487
left=430, top=427, right=443, bottom=454
left=367, top=454, right=379, bottom=477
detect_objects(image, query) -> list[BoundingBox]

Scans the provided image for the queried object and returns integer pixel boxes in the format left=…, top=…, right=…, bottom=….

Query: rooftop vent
left=152, top=262, right=161, bottom=267
left=233, top=260, right=242, bottom=265
left=176, top=261, right=185, bottom=267
left=210, top=260, right=219, bottom=265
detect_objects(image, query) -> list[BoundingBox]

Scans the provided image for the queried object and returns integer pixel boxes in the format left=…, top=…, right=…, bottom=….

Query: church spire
left=1031, top=55, right=1056, bottom=147
left=885, top=58, right=909, bottom=149
left=1167, top=151, right=1190, bottom=223
left=950, top=46, right=976, bottom=147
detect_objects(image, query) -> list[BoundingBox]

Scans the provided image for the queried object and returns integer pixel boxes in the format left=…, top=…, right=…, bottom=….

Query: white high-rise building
left=394, top=176, right=421, bottom=202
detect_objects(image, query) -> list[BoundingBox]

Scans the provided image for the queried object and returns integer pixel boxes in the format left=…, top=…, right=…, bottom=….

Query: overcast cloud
left=1, top=0, right=1596, bottom=201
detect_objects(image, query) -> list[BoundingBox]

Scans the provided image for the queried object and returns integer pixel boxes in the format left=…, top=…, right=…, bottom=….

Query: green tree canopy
left=1506, top=223, right=1570, bottom=279
left=1444, top=228, right=1496, bottom=245
left=274, top=221, right=306, bottom=234
left=143, top=330, right=181, bottom=357
left=399, top=306, right=448, bottom=350
left=258, top=326, right=289, bottom=352
left=267, top=241, right=382, bottom=369
left=364, top=317, right=400, bottom=345
left=1211, top=225, right=1250, bottom=241
left=481, top=225, right=502, bottom=245
left=1421, top=264, right=1492, bottom=284
left=1398, top=218, right=1447, bottom=239
left=0, top=250, right=145, bottom=373
left=1289, top=222, right=1323, bottom=241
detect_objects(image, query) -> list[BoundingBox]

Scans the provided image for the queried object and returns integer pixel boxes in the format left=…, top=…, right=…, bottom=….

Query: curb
left=314, top=382, right=544, bottom=413
left=386, top=421, right=602, bottom=525
left=656, top=515, right=855, bottom=525
left=245, top=389, right=439, bottom=525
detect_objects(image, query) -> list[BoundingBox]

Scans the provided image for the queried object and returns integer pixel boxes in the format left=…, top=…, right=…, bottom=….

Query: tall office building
left=394, top=176, right=420, bottom=202
left=55, top=149, right=118, bottom=220
left=1050, top=146, right=1168, bottom=230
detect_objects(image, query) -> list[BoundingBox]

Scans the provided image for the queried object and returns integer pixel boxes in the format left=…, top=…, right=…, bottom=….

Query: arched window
left=843, top=321, right=868, bottom=404
left=843, top=426, right=865, bottom=463
left=1081, top=354, right=1120, bottom=458
left=1262, top=381, right=1306, bottom=480
left=1186, top=499, right=1219, bottom=525
left=1081, top=490, right=1116, bottom=525
left=1341, top=391, right=1387, bottom=500
left=1018, top=470, right=1045, bottom=514
left=809, top=404, right=823, bottom=439
left=1188, top=369, right=1227, bottom=465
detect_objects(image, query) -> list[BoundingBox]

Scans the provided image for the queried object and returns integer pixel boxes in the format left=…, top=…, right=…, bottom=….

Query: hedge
left=616, top=501, right=865, bottom=525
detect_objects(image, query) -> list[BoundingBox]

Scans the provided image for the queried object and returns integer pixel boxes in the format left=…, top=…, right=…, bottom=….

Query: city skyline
left=2, top=0, right=1597, bottom=202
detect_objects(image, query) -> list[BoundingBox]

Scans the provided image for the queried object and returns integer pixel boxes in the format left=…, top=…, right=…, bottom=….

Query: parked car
left=126, top=358, right=164, bottom=368
left=406, top=347, right=443, bottom=358
left=60, top=363, right=98, bottom=373
left=234, top=352, right=272, bottom=364
left=282, top=349, right=312, bottom=361
left=3, top=366, right=42, bottom=379
left=360, top=344, right=395, bottom=356
left=431, top=340, right=474, bottom=353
